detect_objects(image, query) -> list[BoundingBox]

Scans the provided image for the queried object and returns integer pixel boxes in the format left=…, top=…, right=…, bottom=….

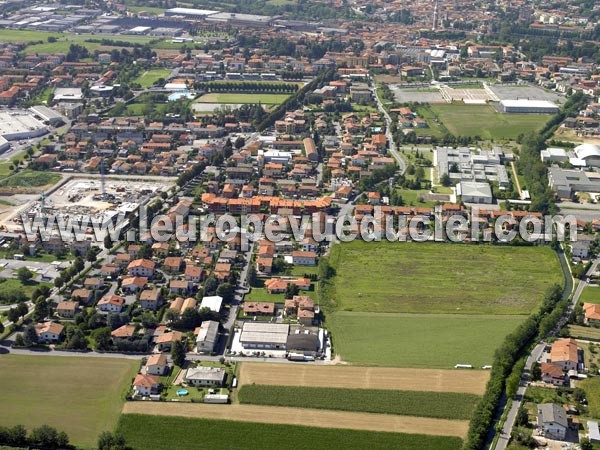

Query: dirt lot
left=237, top=363, right=489, bottom=395
left=122, top=402, right=468, bottom=438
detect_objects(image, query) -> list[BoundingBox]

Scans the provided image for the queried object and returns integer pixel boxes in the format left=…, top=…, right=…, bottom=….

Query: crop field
left=568, top=325, right=600, bottom=341
left=122, top=403, right=469, bottom=438
left=195, top=93, right=290, bottom=104
left=328, top=311, right=524, bottom=368
left=237, top=363, right=489, bottom=395
left=132, top=69, right=171, bottom=88
left=237, top=385, right=480, bottom=420
left=580, top=378, right=600, bottom=418
left=117, top=414, right=463, bottom=450
left=0, top=355, right=137, bottom=447
left=427, top=104, right=550, bottom=139
left=329, top=242, right=562, bottom=315
left=579, top=286, right=600, bottom=304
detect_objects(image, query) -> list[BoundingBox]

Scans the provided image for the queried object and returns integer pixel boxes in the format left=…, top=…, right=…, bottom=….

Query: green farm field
left=427, top=104, right=551, bottom=139
left=328, top=311, right=524, bottom=368
left=237, top=385, right=480, bottom=420
left=117, top=414, right=463, bottom=450
left=195, top=93, right=290, bottom=104
left=0, top=355, right=137, bottom=448
left=329, top=242, right=562, bottom=315
left=579, top=285, right=600, bottom=304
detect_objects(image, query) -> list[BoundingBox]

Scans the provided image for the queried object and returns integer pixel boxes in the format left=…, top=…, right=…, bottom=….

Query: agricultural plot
left=122, top=403, right=469, bottom=438
left=238, top=363, right=490, bottom=395
left=568, top=325, right=600, bottom=341
left=426, top=104, right=550, bottom=139
left=329, top=242, right=562, bottom=315
left=117, top=414, right=463, bottom=450
left=328, top=311, right=523, bottom=368
left=195, top=93, right=290, bottom=105
left=0, top=355, right=137, bottom=447
left=237, top=385, right=480, bottom=420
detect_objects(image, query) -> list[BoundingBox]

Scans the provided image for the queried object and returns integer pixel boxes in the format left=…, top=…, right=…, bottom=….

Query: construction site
left=0, top=176, right=172, bottom=233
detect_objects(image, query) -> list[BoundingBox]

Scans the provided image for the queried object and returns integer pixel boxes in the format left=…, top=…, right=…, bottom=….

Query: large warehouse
left=500, top=99, right=559, bottom=114
left=0, top=110, right=48, bottom=141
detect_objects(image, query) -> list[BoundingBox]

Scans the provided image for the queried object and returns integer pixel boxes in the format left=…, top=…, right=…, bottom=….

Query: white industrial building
left=573, top=143, right=600, bottom=167
left=457, top=181, right=493, bottom=204
left=195, top=320, right=219, bottom=353
left=53, top=88, right=83, bottom=102
left=500, top=99, right=559, bottom=114
left=239, top=322, right=289, bottom=350
left=0, top=110, right=48, bottom=141
left=435, top=147, right=509, bottom=188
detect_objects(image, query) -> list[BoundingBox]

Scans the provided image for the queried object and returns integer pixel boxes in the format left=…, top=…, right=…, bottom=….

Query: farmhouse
left=195, top=320, right=219, bottom=354
left=239, top=322, right=289, bottom=350
left=537, top=403, right=568, bottom=440
left=184, top=366, right=226, bottom=387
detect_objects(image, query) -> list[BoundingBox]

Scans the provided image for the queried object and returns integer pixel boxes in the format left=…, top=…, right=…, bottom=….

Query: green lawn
left=427, top=104, right=551, bottom=139
left=117, top=414, right=463, bottom=450
left=395, top=188, right=437, bottom=207
left=327, top=311, right=524, bottom=368
left=0, top=278, right=51, bottom=303
left=0, top=29, right=64, bottom=43
left=0, top=355, right=138, bottom=448
left=25, top=40, right=101, bottom=54
left=579, top=286, right=600, bottom=304
left=244, top=288, right=285, bottom=304
left=329, top=242, right=562, bottom=315
left=132, top=69, right=171, bottom=88
left=237, top=385, right=480, bottom=420
left=580, top=378, right=600, bottom=419
left=195, top=93, right=290, bottom=104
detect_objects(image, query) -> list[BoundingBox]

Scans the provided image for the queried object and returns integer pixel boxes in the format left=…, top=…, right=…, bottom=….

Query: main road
left=493, top=250, right=592, bottom=450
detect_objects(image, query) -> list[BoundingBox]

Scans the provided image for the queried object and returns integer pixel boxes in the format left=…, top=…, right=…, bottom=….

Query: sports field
left=122, top=403, right=469, bottom=438
left=237, top=363, right=489, bottom=395
left=0, top=355, right=137, bottom=447
left=329, top=242, right=562, bottom=314
left=427, top=104, right=550, bottom=139
left=579, top=285, right=600, bottom=304
left=117, top=414, right=463, bottom=450
left=328, top=311, right=524, bottom=368
left=237, top=385, right=480, bottom=420
left=132, top=69, right=171, bottom=88
left=195, top=93, right=290, bottom=104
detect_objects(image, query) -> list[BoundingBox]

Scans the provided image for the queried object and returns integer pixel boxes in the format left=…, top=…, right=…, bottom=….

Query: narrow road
left=509, top=161, right=523, bottom=199
left=493, top=250, right=589, bottom=450
left=370, top=83, right=406, bottom=175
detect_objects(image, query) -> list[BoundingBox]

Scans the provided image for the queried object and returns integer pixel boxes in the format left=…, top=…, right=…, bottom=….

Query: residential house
left=184, top=366, right=226, bottom=387
left=111, top=324, right=136, bottom=340
left=550, top=338, right=580, bottom=371
left=541, top=362, right=567, bottom=386
left=537, top=403, right=568, bottom=440
left=34, top=321, right=65, bottom=344
left=243, top=302, right=275, bottom=317
left=291, top=251, right=317, bottom=266
left=97, top=294, right=125, bottom=313
left=140, top=289, right=162, bottom=311
left=132, top=374, right=160, bottom=396
left=144, top=353, right=170, bottom=376
left=55, top=301, right=78, bottom=318
left=584, top=303, right=600, bottom=327
left=155, top=330, right=183, bottom=352
left=128, top=259, right=156, bottom=278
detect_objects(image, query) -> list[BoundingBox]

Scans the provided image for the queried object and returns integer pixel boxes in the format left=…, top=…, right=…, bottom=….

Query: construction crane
left=100, top=157, right=106, bottom=201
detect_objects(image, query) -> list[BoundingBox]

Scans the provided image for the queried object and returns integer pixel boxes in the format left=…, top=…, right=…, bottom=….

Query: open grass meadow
left=579, top=286, right=600, bottom=304
left=237, top=385, right=480, bottom=420
left=195, top=93, right=290, bottom=104
left=0, top=171, right=61, bottom=189
left=328, top=311, right=523, bottom=368
left=117, top=414, right=463, bottom=450
left=132, top=69, right=171, bottom=88
left=0, top=355, right=138, bottom=448
left=427, top=104, right=550, bottom=139
left=329, top=241, right=562, bottom=315
left=580, top=378, right=600, bottom=419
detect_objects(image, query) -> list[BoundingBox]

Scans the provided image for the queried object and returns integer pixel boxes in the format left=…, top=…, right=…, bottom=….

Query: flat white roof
left=166, top=7, right=218, bottom=16
left=200, top=295, right=223, bottom=312
left=500, top=99, right=558, bottom=109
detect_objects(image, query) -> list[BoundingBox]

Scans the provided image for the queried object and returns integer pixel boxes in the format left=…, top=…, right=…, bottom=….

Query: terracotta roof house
left=550, top=338, right=580, bottom=371
left=34, top=321, right=65, bottom=343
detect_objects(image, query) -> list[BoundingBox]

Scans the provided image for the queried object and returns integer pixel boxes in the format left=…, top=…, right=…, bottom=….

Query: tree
left=531, top=361, right=541, bottom=381
left=16, top=267, right=34, bottom=283
left=16, top=302, right=28, bottom=317
left=33, top=298, right=50, bottom=322
left=92, top=327, right=112, bottom=351
left=7, top=307, right=20, bottom=323
left=204, top=275, right=218, bottom=296
left=140, top=311, right=158, bottom=329
left=65, top=327, right=87, bottom=350
left=248, top=265, right=259, bottom=287
left=104, top=234, right=113, bottom=250
left=22, top=324, right=37, bottom=346
left=0, top=321, right=4, bottom=334
left=284, top=283, right=299, bottom=299
left=580, top=437, right=593, bottom=450
left=30, top=425, right=69, bottom=449
left=98, top=431, right=129, bottom=450
left=216, top=283, right=235, bottom=302
left=171, top=340, right=186, bottom=367
left=234, top=136, right=245, bottom=149
left=515, top=405, right=529, bottom=427
left=440, top=173, right=452, bottom=187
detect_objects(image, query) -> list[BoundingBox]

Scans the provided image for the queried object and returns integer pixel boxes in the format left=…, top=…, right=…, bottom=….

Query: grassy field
left=0, top=355, right=137, bottom=448
left=132, top=69, right=171, bottom=88
left=244, top=288, right=285, bottom=303
left=579, top=286, right=600, bottom=304
left=238, top=363, right=489, bottom=395
left=117, top=414, right=463, bottom=450
left=427, top=104, right=550, bottom=139
left=328, top=242, right=562, bottom=315
left=568, top=325, right=600, bottom=341
left=0, top=278, right=51, bottom=302
left=580, top=378, right=600, bottom=418
left=0, top=29, right=63, bottom=43
left=328, top=311, right=524, bottom=368
left=0, top=171, right=61, bottom=189
left=237, top=385, right=480, bottom=420
left=195, top=93, right=290, bottom=104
